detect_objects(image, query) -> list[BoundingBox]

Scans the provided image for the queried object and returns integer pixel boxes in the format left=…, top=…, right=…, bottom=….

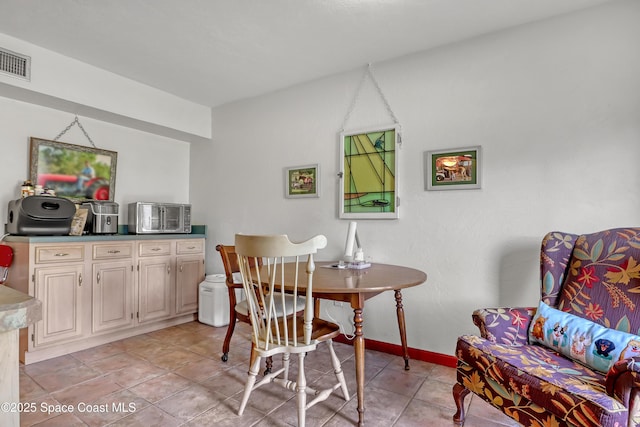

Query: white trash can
left=198, top=273, right=229, bottom=327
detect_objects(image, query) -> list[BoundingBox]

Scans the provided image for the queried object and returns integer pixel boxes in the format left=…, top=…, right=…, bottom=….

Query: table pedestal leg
left=395, top=289, right=410, bottom=370
left=353, top=306, right=365, bottom=426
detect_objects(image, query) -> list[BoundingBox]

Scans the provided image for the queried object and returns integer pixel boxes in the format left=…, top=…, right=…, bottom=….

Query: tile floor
left=19, top=321, right=519, bottom=426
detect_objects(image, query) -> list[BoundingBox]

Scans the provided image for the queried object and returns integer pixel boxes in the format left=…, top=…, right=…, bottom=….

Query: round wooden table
left=266, top=261, right=427, bottom=426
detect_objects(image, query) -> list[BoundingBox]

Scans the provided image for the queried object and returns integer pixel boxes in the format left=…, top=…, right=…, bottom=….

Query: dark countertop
left=3, top=225, right=207, bottom=243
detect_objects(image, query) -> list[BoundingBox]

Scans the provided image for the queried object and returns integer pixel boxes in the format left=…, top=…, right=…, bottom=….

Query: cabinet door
left=138, top=256, right=173, bottom=323
left=92, top=261, right=135, bottom=333
left=34, top=264, right=84, bottom=347
left=176, top=255, right=204, bottom=314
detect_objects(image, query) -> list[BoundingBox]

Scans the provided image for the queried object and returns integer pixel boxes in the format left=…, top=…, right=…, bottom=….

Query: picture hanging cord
left=340, top=63, right=401, bottom=135
left=53, top=115, right=97, bottom=148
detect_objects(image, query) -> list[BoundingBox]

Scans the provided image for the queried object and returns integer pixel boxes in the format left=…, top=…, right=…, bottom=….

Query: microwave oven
left=128, top=202, right=191, bottom=234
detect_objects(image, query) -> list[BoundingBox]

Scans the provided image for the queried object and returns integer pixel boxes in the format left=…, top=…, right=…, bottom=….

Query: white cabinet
left=136, top=239, right=204, bottom=320
left=176, top=239, right=205, bottom=315
left=5, top=236, right=205, bottom=365
left=91, top=243, right=135, bottom=334
left=31, top=244, right=86, bottom=348
left=138, top=241, right=173, bottom=323
left=34, top=263, right=85, bottom=347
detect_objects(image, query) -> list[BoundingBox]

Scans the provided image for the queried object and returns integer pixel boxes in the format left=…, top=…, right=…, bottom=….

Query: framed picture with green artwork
left=339, top=125, right=399, bottom=219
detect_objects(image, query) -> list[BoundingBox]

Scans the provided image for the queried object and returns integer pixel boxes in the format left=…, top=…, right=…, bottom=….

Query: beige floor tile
left=108, top=404, right=182, bottom=427
left=22, top=354, right=84, bottom=377
left=108, top=334, right=160, bottom=352
left=18, top=395, right=59, bottom=426
left=167, top=332, right=209, bottom=348
left=429, top=363, right=458, bottom=384
left=19, top=321, right=464, bottom=427
left=173, top=357, right=226, bottom=382
left=368, top=366, right=426, bottom=397
left=85, top=352, right=146, bottom=374
left=50, top=375, right=123, bottom=406
left=199, top=367, right=247, bottom=398
left=30, top=411, right=87, bottom=426
left=185, top=337, right=224, bottom=357
left=73, top=389, right=149, bottom=427
left=70, top=342, right=124, bottom=363
left=414, top=378, right=458, bottom=411
left=29, top=364, right=104, bottom=394
left=384, top=357, right=436, bottom=376
left=102, top=360, right=167, bottom=388
left=183, top=397, right=264, bottom=427
left=143, top=348, right=204, bottom=370
left=128, top=372, right=195, bottom=403
left=145, top=325, right=186, bottom=341
left=19, top=372, right=47, bottom=400
left=334, top=385, right=411, bottom=426
left=125, top=341, right=175, bottom=360
left=363, top=347, right=397, bottom=369
left=394, top=399, right=455, bottom=426
left=154, top=383, right=226, bottom=422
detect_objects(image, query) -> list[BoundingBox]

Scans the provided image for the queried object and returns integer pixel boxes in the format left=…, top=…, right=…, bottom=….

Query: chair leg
left=224, top=307, right=271, bottom=374
left=282, top=353, right=290, bottom=381
left=297, top=352, right=307, bottom=427
left=221, top=311, right=237, bottom=362
left=238, top=355, right=262, bottom=416
left=453, top=382, right=471, bottom=425
left=264, top=356, right=273, bottom=375
left=327, top=340, right=349, bottom=400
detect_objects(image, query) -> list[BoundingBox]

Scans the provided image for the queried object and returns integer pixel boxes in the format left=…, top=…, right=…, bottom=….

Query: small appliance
left=82, top=201, right=119, bottom=234
left=6, top=196, right=76, bottom=236
left=128, top=202, right=191, bottom=234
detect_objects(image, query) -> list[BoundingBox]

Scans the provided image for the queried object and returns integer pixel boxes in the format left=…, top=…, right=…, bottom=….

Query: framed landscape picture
left=284, top=164, right=319, bottom=198
left=29, top=137, right=118, bottom=201
left=424, top=146, right=482, bottom=191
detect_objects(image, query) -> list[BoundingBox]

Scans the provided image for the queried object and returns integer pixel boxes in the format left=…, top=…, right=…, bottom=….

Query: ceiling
left=0, top=0, right=615, bottom=108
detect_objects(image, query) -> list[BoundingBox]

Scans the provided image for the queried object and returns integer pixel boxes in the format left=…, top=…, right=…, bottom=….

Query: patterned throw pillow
left=529, top=301, right=640, bottom=373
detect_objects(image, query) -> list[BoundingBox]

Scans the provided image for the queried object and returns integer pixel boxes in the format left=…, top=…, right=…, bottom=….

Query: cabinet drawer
left=176, top=239, right=204, bottom=254
left=35, top=245, right=85, bottom=264
left=93, top=243, right=133, bottom=260
left=138, top=241, right=172, bottom=257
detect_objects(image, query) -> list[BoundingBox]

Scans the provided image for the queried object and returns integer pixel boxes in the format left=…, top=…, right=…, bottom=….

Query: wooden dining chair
left=215, top=244, right=305, bottom=366
left=235, top=234, right=349, bottom=427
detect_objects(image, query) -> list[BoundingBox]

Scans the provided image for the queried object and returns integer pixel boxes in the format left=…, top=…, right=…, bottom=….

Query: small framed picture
left=424, top=146, right=482, bottom=191
left=284, top=164, right=320, bottom=198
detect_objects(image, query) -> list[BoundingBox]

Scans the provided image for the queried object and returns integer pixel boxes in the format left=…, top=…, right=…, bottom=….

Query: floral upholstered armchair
left=454, top=228, right=640, bottom=427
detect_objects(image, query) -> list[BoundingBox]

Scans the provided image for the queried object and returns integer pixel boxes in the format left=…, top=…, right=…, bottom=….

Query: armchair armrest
left=472, top=307, right=536, bottom=346
left=605, top=357, right=640, bottom=407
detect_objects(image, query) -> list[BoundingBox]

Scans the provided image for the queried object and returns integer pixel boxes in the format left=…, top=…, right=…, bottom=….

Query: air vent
left=0, top=47, right=31, bottom=81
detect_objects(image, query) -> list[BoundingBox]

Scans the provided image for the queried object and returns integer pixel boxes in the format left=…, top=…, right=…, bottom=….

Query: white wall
left=0, top=32, right=211, bottom=139
left=191, top=0, right=640, bottom=356
left=0, top=31, right=210, bottom=229
left=0, top=97, right=193, bottom=227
